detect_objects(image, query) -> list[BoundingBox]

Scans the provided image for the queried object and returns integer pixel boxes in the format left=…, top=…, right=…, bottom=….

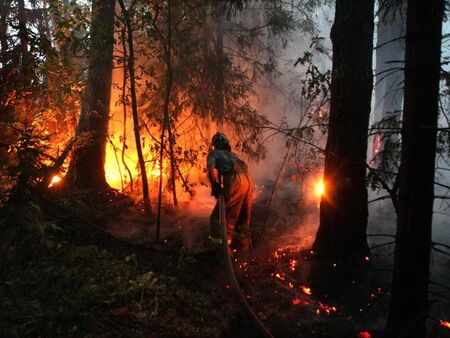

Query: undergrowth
left=0, top=190, right=229, bottom=337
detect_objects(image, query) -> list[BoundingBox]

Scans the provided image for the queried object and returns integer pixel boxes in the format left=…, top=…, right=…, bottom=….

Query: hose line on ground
left=219, top=193, right=274, bottom=338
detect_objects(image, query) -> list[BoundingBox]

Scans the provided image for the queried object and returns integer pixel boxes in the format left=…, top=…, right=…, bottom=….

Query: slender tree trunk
left=118, top=0, right=152, bottom=215
left=312, top=0, right=374, bottom=261
left=156, top=0, right=173, bottom=241
left=17, top=0, right=29, bottom=73
left=214, top=1, right=224, bottom=130
left=120, top=26, right=134, bottom=192
left=371, top=1, right=406, bottom=164
left=0, top=0, right=9, bottom=78
left=385, top=1, right=444, bottom=336
left=66, top=0, right=115, bottom=190
left=374, top=2, right=406, bottom=119
left=167, top=122, right=178, bottom=206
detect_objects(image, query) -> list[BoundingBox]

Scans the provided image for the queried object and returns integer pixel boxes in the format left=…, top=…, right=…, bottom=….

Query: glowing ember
left=292, top=298, right=301, bottom=305
left=48, top=175, right=62, bottom=188
left=358, top=331, right=371, bottom=338
left=288, top=282, right=294, bottom=289
left=316, top=302, right=337, bottom=316
left=300, top=285, right=312, bottom=295
left=274, top=272, right=286, bottom=281
left=440, top=320, right=450, bottom=329
left=273, top=250, right=282, bottom=259
left=289, top=259, right=298, bottom=271
left=364, top=256, right=370, bottom=261
left=315, top=179, right=325, bottom=197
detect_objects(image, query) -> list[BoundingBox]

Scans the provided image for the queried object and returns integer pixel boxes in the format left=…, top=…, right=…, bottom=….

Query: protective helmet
left=212, top=132, right=229, bottom=147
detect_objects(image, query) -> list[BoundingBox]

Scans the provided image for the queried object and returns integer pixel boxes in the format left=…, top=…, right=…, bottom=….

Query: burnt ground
left=99, top=193, right=450, bottom=338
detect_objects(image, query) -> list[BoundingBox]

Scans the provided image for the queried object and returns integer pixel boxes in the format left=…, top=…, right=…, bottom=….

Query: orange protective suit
left=207, top=149, right=253, bottom=251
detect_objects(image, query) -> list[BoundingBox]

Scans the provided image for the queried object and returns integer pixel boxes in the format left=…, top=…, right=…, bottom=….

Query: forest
left=1, top=0, right=449, bottom=337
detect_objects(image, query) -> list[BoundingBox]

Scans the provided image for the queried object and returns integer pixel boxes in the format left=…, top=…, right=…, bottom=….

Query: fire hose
left=219, top=193, right=274, bottom=338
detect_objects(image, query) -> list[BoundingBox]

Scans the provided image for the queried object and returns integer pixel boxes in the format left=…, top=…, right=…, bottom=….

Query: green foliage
left=0, top=190, right=228, bottom=337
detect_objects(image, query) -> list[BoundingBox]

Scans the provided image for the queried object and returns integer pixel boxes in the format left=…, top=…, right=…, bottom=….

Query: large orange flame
left=315, top=179, right=325, bottom=197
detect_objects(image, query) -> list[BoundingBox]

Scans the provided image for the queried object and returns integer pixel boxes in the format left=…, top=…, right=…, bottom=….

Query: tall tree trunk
left=374, top=1, right=406, bottom=120
left=385, top=0, right=444, bottom=336
left=17, top=0, right=29, bottom=74
left=312, top=0, right=374, bottom=261
left=118, top=0, right=152, bottom=215
left=214, top=1, right=224, bottom=131
left=156, top=0, right=173, bottom=241
left=0, top=0, right=9, bottom=79
left=371, top=1, right=406, bottom=163
left=120, top=26, right=134, bottom=192
left=66, top=0, right=115, bottom=190
left=167, top=122, right=178, bottom=206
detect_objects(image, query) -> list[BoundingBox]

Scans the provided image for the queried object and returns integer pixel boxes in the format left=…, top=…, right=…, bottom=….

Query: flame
left=315, top=179, right=325, bottom=197
left=292, top=298, right=301, bottom=305
left=300, top=285, right=312, bottom=295
left=48, top=175, right=62, bottom=188
left=358, top=331, right=371, bottom=338
left=440, top=320, right=450, bottom=329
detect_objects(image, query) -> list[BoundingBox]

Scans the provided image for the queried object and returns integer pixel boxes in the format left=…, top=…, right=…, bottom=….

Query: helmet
left=212, top=132, right=229, bottom=147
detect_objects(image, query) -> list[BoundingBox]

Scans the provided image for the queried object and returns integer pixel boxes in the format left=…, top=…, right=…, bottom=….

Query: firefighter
left=207, top=132, right=253, bottom=252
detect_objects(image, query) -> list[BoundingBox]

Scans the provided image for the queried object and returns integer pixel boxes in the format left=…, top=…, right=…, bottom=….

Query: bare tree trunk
left=66, top=0, right=115, bottom=191
left=385, top=0, right=444, bottom=336
left=371, top=1, right=406, bottom=164
left=120, top=26, right=134, bottom=192
left=118, top=0, right=151, bottom=215
left=156, top=0, right=173, bottom=241
left=374, top=1, right=406, bottom=120
left=312, top=0, right=374, bottom=261
left=214, top=1, right=224, bottom=131
left=0, top=0, right=9, bottom=78
left=167, top=122, right=178, bottom=206
left=17, top=0, right=29, bottom=74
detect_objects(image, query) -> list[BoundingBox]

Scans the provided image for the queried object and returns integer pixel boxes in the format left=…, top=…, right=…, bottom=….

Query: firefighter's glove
left=211, top=182, right=223, bottom=198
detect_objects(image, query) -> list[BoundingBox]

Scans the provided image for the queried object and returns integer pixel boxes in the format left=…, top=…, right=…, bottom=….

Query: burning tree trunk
left=312, top=0, right=374, bottom=261
left=66, top=0, right=115, bottom=190
left=385, top=0, right=444, bottom=336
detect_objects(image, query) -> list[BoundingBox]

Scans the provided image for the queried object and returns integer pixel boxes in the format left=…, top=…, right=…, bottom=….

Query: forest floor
left=1, top=188, right=449, bottom=337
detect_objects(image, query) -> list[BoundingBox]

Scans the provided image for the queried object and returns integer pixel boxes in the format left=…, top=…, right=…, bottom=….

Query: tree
left=66, top=0, right=115, bottom=190
left=312, top=0, right=374, bottom=261
left=385, top=0, right=444, bottom=336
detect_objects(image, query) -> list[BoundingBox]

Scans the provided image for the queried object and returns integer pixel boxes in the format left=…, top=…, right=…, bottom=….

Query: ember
left=48, top=175, right=62, bottom=188
left=316, top=302, right=337, bottom=316
left=440, top=320, right=450, bottom=329
left=292, top=298, right=301, bottom=305
left=274, top=272, right=286, bottom=281
left=358, top=331, right=371, bottom=338
left=300, top=285, right=312, bottom=295
left=289, top=259, right=298, bottom=271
